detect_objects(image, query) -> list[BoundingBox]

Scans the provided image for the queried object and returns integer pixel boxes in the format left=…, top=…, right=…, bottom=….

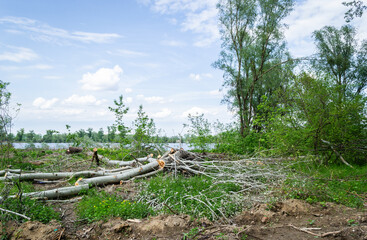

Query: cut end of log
left=93, top=148, right=98, bottom=152
left=157, top=159, right=165, bottom=169
left=75, top=178, right=83, bottom=186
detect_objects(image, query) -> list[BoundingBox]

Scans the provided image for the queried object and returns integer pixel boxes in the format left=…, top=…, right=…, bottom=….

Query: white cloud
left=153, top=108, right=172, bottom=118
left=189, top=73, right=201, bottom=81
left=32, top=97, right=59, bottom=109
left=284, top=0, right=350, bottom=57
left=0, top=16, right=121, bottom=44
left=80, top=60, right=111, bottom=70
left=144, top=96, right=165, bottom=104
left=107, top=49, right=147, bottom=57
left=62, top=109, right=84, bottom=115
left=126, top=97, right=133, bottom=103
left=146, top=0, right=219, bottom=47
left=161, top=40, right=186, bottom=47
left=189, top=73, right=212, bottom=81
left=125, top=88, right=133, bottom=93
left=142, top=96, right=172, bottom=104
left=31, top=64, right=53, bottom=70
left=79, top=65, right=123, bottom=91
left=0, top=46, right=38, bottom=62
left=62, top=94, right=106, bottom=106
left=182, top=107, right=208, bottom=117
left=43, top=75, right=62, bottom=79
left=208, top=89, right=221, bottom=96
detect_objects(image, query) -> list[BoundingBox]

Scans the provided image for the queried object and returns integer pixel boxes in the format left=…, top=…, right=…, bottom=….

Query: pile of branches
left=0, top=148, right=289, bottom=202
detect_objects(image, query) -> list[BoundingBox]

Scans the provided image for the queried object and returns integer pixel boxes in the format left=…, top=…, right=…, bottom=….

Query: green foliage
left=141, top=174, right=243, bottom=220
left=280, top=162, right=367, bottom=208
left=214, top=0, right=294, bottom=136
left=0, top=80, right=20, bottom=168
left=183, top=227, right=201, bottom=240
left=343, top=0, right=367, bottom=22
left=76, top=190, right=154, bottom=222
left=95, top=148, right=132, bottom=161
left=185, top=114, right=212, bottom=152
left=108, top=95, right=130, bottom=146
left=66, top=125, right=83, bottom=147
left=0, top=197, right=60, bottom=223
left=255, top=73, right=367, bottom=164
left=132, top=105, right=156, bottom=153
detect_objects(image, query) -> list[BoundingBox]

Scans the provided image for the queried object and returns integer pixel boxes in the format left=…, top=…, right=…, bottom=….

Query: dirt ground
left=2, top=197, right=366, bottom=240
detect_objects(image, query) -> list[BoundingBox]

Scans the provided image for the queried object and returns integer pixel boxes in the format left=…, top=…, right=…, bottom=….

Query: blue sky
left=1, top=0, right=366, bottom=136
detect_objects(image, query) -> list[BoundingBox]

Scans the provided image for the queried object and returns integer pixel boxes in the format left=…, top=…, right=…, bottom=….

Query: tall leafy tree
left=214, top=0, right=294, bottom=136
left=313, top=25, right=367, bottom=99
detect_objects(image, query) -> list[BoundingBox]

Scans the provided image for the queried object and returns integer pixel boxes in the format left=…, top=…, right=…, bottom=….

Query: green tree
left=43, top=129, right=59, bottom=143
left=214, top=0, right=294, bottom=136
left=0, top=80, right=20, bottom=167
left=97, top=128, right=105, bottom=142
left=15, top=128, right=25, bottom=142
left=108, top=95, right=130, bottom=146
left=343, top=0, right=367, bottom=22
left=132, top=105, right=156, bottom=152
left=107, top=125, right=117, bottom=142
left=185, top=114, right=212, bottom=152
left=313, top=25, right=367, bottom=100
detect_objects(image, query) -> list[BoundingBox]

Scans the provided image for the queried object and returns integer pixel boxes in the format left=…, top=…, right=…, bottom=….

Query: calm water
left=12, top=142, right=195, bottom=150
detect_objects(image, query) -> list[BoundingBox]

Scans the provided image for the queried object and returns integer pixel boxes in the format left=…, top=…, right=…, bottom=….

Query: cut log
left=66, top=147, right=83, bottom=154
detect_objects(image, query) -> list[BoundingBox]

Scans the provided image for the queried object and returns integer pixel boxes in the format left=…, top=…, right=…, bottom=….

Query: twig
left=163, top=202, right=179, bottom=215
left=58, top=228, right=65, bottom=240
left=321, top=139, right=353, bottom=168
left=288, top=224, right=342, bottom=237
left=0, top=207, right=31, bottom=220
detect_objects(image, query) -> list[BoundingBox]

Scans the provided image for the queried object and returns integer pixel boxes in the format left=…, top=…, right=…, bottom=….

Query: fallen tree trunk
left=0, top=170, right=111, bottom=181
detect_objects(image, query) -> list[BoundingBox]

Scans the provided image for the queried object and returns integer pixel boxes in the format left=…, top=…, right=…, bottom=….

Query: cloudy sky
left=1, top=0, right=366, bottom=135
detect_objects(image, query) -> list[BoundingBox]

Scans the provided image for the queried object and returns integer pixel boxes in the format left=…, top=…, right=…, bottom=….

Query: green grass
left=76, top=189, right=154, bottom=223
left=140, top=174, right=243, bottom=220
left=94, top=148, right=133, bottom=161
left=280, top=162, right=367, bottom=208
left=0, top=197, right=60, bottom=223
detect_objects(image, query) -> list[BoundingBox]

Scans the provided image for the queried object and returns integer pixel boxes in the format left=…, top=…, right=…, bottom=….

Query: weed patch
left=280, top=162, right=367, bottom=208
left=0, top=197, right=60, bottom=223
left=76, top=189, right=154, bottom=223
left=140, top=174, right=243, bottom=220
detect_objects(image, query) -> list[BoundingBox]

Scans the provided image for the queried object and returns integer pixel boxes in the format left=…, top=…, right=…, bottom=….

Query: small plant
left=308, top=219, right=315, bottom=225
left=183, top=227, right=200, bottom=240
left=347, top=219, right=358, bottom=226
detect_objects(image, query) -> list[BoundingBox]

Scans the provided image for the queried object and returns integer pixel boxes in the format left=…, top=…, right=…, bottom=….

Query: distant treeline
left=8, top=128, right=183, bottom=144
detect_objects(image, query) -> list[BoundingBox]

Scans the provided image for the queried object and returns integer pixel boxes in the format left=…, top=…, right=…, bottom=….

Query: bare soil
left=2, top=195, right=366, bottom=240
